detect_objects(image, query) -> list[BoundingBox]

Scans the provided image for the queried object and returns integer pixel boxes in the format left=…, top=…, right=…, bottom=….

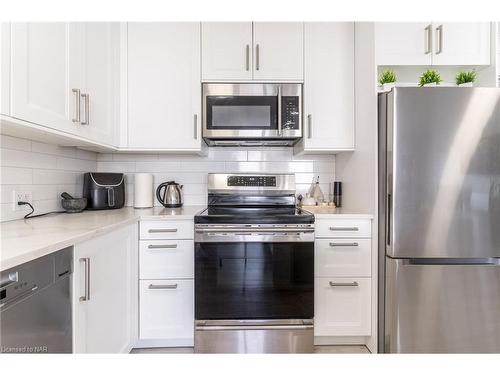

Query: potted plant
left=378, top=69, right=397, bottom=91
left=419, top=69, right=442, bottom=87
left=456, top=70, right=477, bottom=87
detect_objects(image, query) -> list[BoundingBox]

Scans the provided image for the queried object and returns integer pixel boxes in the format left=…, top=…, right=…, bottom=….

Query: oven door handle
left=195, top=324, right=313, bottom=331
left=195, top=227, right=315, bottom=234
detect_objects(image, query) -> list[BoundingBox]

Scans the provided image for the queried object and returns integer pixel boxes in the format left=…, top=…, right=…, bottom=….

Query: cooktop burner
left=194, top=206, right=314, bottom=224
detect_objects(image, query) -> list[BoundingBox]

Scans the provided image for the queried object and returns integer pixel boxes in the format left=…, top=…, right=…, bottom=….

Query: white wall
left=97, top=148, right=335, bottom=207
left=0, top=135, right=97, bottom=221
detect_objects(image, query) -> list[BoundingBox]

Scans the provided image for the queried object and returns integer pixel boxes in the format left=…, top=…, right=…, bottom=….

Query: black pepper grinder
left=333, top=181, right=342, bottom=208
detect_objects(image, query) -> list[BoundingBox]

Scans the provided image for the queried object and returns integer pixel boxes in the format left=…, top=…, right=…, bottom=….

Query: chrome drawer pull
left=148, top=284, right=178, bottom=290
left=147, top=244, right=178, bottom=249
left=329, top=242, right=359, bottom=247
left=148, top=228, right=178, bottom=233
left=329, top=227, right=359, bottom=231
left=80, top=257, right=90, bottom=301
left=329, top=281, right=359, bottom=287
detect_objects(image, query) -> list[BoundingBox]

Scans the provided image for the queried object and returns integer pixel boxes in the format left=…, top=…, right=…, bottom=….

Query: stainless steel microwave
left=202, top=83, right=302, bottom=146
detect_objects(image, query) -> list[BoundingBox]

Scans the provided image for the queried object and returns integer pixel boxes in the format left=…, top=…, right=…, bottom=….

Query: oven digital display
left=228, top=176, right=276, bottom=187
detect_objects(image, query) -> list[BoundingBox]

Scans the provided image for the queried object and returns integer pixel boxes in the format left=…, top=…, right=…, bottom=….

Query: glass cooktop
left=194, top=206, right=315, bottom=224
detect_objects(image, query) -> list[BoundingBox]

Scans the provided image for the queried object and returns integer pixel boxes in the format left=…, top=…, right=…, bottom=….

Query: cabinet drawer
left=315, top=239, right=371, bottom=277
left=140, top=240, right=194, bottom=279
left=140, top=220, right=194, bottom=240
left=314, top=277, right=371, bottom=336
left=139, top=279, right=194, bottom=341
left=315, top=218, right=371, bottom=238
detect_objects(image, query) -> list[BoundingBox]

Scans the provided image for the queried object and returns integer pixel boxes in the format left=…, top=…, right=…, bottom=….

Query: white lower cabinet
left=138, top=219, right=195, bottom=347
left=73, top=223, right=138, bottom=353
left=314, top=217, right=373, bottom=339
left=314, top=277, right=371, bottom=336
left=139, top=279, right=194, bottom=343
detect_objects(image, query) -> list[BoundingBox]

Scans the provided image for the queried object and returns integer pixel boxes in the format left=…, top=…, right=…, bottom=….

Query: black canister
left=333, top=181, right=342, bottom=208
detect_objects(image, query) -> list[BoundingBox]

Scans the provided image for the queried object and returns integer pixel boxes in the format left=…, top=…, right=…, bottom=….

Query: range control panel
left=227, top=176, right=277, bottom=187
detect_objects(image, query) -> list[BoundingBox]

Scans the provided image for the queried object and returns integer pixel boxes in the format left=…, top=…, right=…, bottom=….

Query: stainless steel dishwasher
left=0, top=247, right=72, bottom=353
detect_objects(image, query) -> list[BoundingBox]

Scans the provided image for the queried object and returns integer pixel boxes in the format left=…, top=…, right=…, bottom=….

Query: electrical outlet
left=13, top=190, right=33, bottom=211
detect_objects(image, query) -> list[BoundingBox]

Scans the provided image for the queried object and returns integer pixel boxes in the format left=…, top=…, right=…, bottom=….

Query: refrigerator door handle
left=386, top=193, right=392, bottom=247
left=403, top=258, right=500, bottom=266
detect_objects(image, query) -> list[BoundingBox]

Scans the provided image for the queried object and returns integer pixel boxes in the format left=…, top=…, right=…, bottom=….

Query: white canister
left=134, top=173, right=154, bottom=208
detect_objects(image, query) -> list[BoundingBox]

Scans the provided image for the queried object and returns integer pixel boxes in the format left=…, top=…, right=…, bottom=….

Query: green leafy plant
left=378, top=69, right=397, bottom=85
left=455, top=70, right=477, bottom=85
left=419, top=69, right=442, bottom=86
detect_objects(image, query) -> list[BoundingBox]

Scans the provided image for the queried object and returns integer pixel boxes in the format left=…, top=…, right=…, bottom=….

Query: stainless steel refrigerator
left=378, top=87, right=500, bottom=353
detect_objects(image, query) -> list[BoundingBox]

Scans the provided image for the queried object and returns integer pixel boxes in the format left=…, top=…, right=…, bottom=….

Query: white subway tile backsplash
left=0, top=135, right=31, bottom=151
left=1, top=167, right=33, bottom=184
left=0, top=135, right=98, bottom=221
left=96, top=147, right=335, bottom=207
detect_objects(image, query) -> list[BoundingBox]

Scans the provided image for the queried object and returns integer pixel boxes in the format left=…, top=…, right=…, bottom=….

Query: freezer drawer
left=384, top=257, right=500, bottom=353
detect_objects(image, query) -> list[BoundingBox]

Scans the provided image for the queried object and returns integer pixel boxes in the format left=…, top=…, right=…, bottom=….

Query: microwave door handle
left=107, top=188, right=115, bottom=207
left=277, top=85, right=282, bottom=136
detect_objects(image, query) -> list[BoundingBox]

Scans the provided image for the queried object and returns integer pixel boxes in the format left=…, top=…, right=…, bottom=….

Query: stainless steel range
left=194, top=173, right=315, bottom=353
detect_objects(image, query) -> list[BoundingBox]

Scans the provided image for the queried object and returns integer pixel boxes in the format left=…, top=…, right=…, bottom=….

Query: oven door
left=195, top=240, right=314, bottom=320
left=202, top=83, right=302, bottom=140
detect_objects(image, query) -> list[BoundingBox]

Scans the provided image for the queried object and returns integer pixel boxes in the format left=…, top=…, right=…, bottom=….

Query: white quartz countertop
left=0, top=206, right=205, bottom=272
left=301, top=206, right=374, bottom=219
left=0, top=205, right=373, bottom=272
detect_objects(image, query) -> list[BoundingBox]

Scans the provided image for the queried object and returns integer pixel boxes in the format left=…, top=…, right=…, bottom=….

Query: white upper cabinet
left=10, top=23, right=83, bottom=133
left=376, top=22, right=491, bottom=66
left=78, top=22, right=119, bottom=145
left=253, top=22, right=304, bottom=81
left=201, top=22, right=304, bottom=81
left=1, top=23, right=11, bottom=116
left=431, top=22, right=491, bottom=66
left=127, top=22, right=202, bottom=151
left=375, top=22, right=432, bottom=66
left=300, top=22, right=355, bottom=152
left=201, top=22, right=253, bottom=81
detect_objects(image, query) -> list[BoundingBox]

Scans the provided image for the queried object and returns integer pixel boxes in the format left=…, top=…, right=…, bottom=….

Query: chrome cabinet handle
left=147, top=244, right=178, bottom=249
left=329, top=242, right=359, bottom=247
left=194, top=114, right=198, bottom=139
left=148, top=284, right=178, bottom=290
left=424, top=24, right=432, bottom=54
left=329, top=281, right=359, bottom=287
left=255, top=44, right=260, bottom=71
left=329, top=226, right=359, bottom=231
left=81, top=93, right=90, bottom=125
left=245, top=44, right=250, bottom=71
left=307, top=114, right=312, bottom=138
left=80, top=257, right=90, bottom=302
left=72, top=89, right=81, bottom=123
left=148, top=228, right=178, bottom=233
left=436, top=25, right=443, bottom=54
left=277, top=86, right=282, bottom=136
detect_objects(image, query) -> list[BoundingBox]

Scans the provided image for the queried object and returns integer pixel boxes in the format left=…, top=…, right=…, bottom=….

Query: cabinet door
left=79, top=22, right=119, bottom=145
left=314, top=277, right=371, bottom=336
left=252, top=22, right=303, bottom=81
left=303, top=22, right=355, bottom=150
left=432, top=22, right=491, bottom=66
left=73, top=224, right=138, bottom=353
left=127, top=22, right=201, bottom=150
left=1, top=23, right=10, bottom=115
left=375, top=22, right=432, bottom=65
left=10, top=23, right=83, bottom=133
left=139, top=279, right=194, bottom=342
left=202, top=22, right=252, bottom=81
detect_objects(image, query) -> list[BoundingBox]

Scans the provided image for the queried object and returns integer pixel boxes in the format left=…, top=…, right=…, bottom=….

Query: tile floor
left=130, top=345, right=370, bottom=354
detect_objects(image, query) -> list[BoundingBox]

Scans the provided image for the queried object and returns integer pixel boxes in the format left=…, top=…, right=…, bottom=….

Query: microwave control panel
left=282, top=96, right=300, bottom=130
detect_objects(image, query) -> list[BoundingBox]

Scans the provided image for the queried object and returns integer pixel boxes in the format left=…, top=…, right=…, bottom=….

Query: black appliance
left=194, top=173, right=315, bottom=353
left=83, top=172, right=125, bottom=210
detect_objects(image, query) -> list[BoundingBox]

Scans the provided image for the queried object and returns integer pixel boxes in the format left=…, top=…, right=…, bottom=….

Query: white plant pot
left=458, top=82, right=474, bottom=87
left=382, top=83, right=396, bottom=91
left=422, top=82, right=439, bottom=87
